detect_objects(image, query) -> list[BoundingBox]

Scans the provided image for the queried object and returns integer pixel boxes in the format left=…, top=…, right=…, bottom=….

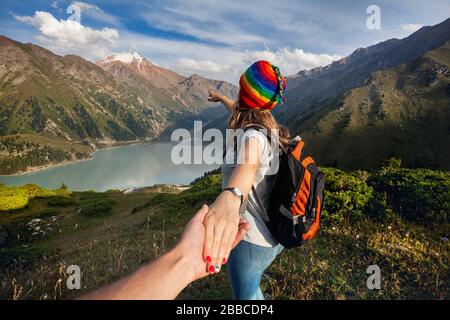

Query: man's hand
left=81, top=204, right=249, bottom=300
left=202, top=192, right=242, bottom=274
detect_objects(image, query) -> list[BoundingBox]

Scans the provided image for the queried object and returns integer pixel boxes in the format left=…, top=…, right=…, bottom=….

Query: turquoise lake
left=0, top=143, right=217, bottom=191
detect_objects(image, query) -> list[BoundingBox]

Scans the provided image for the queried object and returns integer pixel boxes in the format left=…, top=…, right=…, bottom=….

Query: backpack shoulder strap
left=251, top=185, right=270, bottom=223
left=291, top=138, right=304, bottom=161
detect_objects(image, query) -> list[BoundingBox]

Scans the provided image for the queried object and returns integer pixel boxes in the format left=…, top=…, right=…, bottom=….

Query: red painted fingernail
left=208, top=265, right=215, bottom=273
left=222, top=258, right=227, bottom=264
left=206, top=256, right=211, bottom=263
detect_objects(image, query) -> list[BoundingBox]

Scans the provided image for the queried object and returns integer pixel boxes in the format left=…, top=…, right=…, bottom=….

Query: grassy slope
left=0, top=172, right=448, bottom=300
left=296, top=42, right=450, bottom=171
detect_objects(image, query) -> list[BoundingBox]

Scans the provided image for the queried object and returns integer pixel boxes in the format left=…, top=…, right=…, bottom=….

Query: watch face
left=234, top=188, right=243, bottom=197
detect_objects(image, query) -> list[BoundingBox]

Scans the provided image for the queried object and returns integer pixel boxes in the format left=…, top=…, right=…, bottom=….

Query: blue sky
left=0, top=0, right=449, bottom=82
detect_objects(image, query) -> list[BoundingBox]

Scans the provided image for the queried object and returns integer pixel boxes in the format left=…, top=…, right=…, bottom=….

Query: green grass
left=0, top=183, right=69, bottom=211
left=0, top=167, right=448, bottom=300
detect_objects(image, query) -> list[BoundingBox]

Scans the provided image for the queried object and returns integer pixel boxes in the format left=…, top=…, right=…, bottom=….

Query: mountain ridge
left=0, top=35, right=236, bottom=174
left=96, top=53, right=237, bottom=112
left=280, top=17, right=450, bottom=123
left=1, top=17, right=450, bottom=173
left=297, top=41, right=450, bottom=170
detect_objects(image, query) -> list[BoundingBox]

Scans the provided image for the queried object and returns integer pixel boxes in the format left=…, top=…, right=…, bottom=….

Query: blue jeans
left=227, top=240, right=284, bottom=300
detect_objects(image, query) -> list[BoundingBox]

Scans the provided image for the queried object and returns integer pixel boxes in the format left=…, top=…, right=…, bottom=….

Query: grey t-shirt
left=221, top=129, right=278, bottom=247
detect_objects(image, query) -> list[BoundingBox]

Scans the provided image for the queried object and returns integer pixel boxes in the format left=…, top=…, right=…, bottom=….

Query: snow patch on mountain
left=99, top=52, right=144, bottom=66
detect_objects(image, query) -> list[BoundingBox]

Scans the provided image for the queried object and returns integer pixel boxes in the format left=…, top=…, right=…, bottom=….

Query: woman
left=204, top=60, right=290, bottom=300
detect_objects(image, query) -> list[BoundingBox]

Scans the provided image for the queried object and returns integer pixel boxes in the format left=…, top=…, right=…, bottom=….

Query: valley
left=0, top=18, right=449, bottom=175
left=0, top=11, right=448, bottom=301
left=0, top=36, right=236, bottom=174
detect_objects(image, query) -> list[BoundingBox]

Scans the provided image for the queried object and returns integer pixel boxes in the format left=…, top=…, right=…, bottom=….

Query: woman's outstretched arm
left=203, top=138, right=261, bottom=273
left=80, top=205, right=249, bottom=300
left=208, top=89, right=237, bottom=113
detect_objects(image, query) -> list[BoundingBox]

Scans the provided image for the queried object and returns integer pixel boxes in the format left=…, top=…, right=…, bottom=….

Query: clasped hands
left=178, top=190, right=246, bottom=281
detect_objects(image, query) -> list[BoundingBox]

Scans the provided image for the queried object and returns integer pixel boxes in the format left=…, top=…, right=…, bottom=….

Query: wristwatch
left=223, top=187, right=244, bottom=207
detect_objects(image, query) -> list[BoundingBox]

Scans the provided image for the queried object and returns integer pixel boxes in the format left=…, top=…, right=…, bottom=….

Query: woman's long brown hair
left=228, top=107, right=291, bottom=146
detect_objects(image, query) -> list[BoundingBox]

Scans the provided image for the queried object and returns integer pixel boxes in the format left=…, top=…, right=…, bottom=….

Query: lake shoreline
left=0, top=139, right=175, bottom=177
left=0, top=140, right=216, bottom=192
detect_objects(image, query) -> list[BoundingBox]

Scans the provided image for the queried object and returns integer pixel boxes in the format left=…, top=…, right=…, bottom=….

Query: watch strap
left=223, top=187, right=243, bottom=207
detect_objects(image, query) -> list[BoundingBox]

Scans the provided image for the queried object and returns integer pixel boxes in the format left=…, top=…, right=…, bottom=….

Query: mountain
left=96, top=53, right=238, bottom=141
left=0, top=36, right=236, bottom=174
left=1, top=18, right=449, bottom=174
left=279, top=17, right=450, bottom=127
left=297, top=41, right=450, bottom=170
left=96, top=53, right=237, bottom=112
left=97, top=52, right=184, bottom=90
left=0, top=36, right=174, bottom=141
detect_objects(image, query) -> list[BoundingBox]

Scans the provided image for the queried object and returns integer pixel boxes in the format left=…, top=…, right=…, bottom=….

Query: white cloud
left=139, top=0, right=362, bottom=52
left=11, top=2, right=341, bottom=83
left=13, top=11, right=119, bottom=60
left=243, top=48, right=341, bottom=76
left=141, top=8, right=264, bottom=47
left=400, top=23, right=424, bottom=33
left=177, top=59, right=235, bottom=74
left=166, top=46, right=341, bottom=83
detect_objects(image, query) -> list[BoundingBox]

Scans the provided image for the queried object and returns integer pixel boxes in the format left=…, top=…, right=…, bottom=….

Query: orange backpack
left=252, top=135, right=325, bottom=248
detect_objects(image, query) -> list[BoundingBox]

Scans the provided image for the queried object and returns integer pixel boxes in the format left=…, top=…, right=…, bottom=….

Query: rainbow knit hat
left=238, top=60, right=286, bottom=110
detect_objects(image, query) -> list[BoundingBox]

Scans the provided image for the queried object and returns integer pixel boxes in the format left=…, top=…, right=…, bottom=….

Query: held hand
left=203, top=192, right=241, bottom=274
left=207, top=89, right=223, bottom=102
left=177, top=204, right=249, bottom=281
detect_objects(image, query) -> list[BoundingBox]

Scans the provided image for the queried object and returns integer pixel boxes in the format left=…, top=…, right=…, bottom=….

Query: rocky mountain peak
left=98, top=52, right=144, bottom=66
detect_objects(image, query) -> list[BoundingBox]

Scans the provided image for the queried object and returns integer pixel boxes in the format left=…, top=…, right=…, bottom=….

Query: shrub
left=146, top=174, right=222, bottom=210
left=320, top=168, right=374, bottom=223
left=184, top=175, right=221, bottom=196
left=105, top=189, right=121, bottom=194
left=368, top=167, right=450, bottom=223
left=78, top=198, right=115, bottom=216
left=179, top=174, right=222, bottom=205
left=0, top=193, right=29, bottom=211
left=190, top=168, right=221, bottom=185
left=36, top=208, right=59, bottom=218
left=0, top=183, right=69, bottom=211
left=47, top=196, right=74, bottom=207
left=0, top=246, right=47, bottom=269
